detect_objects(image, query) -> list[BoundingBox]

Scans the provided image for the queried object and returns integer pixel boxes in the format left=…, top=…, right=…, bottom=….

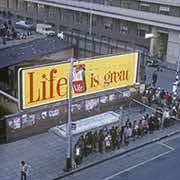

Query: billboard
left=18, top=52, right=138, bottom=110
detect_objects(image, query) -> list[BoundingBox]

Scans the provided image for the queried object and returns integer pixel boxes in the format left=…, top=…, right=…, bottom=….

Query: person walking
left=152, top=70, right=158, bottom=87
left=20, top=161, right=29, bottom=180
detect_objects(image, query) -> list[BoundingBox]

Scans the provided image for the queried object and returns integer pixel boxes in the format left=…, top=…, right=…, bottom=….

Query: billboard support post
left=66, top=58, right=75, bottom=171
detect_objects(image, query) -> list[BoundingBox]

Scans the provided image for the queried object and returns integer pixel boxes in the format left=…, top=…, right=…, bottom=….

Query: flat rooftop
left=0, top=35, right=73, bottom=69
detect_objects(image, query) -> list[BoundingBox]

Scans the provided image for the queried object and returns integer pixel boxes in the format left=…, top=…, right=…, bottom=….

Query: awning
left=49, top=111, right=120, bottom=138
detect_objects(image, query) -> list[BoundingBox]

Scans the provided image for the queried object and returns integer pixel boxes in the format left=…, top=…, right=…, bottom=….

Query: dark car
left=146, top=56, right=160, bottom=68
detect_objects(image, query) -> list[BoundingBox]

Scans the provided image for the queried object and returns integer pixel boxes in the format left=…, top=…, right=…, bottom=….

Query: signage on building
left=18, top=52, right=138, bottom=110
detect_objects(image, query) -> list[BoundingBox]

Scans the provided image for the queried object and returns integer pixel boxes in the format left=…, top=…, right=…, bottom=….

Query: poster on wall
left=123, top=90, right=130, bottom=97
left=72, top=103, right=83, bottom=113
left=85, top=98, right=99, bottom=111
left=41, top=111, right=48, bottom=120
left=8, top=120, right=14, bottom=129
left=13, top=117, right=21, bottom=129
left=21, top=114, right=35, bottom=127
left=28, top=114, right=35, bottom=125
left=21, top=114, right=28, bottom=126
left=109, top=94, right=116, bottom=102
left=100, top=96, right=108, bottom=104
left=48, top=109, right=60, bottom=118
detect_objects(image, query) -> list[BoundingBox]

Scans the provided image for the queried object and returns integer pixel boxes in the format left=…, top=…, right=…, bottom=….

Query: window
left=104, top=0, right=112, bottom=6
left=75, top=12, right=82, bottom=24
left=27, top=2, right=34, bottom=11
left=119, top=21, right=129, bottom=34
left=17, top=0, right=24, bottom=10
left=121, top=0, right=130, bottom=8
left=103, top=18, right=112, bottom=32
left=159, top=6, right=170, bottom=15
left=92, top=15, right=97, bottom=27
left=137, top=24, right=150, bottom=37
left=140, top=3, right=150, bottom=12
left=63, top=9, right=74, bottom=22
left=38, top=4, right=45, bottom=10
left=104, top=23, right=112, bottom=31
left=48, top=7, right=57, bottom=18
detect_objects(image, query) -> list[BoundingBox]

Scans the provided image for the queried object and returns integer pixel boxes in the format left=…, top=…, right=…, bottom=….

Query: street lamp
left=66, top=58, right=76, bottom=171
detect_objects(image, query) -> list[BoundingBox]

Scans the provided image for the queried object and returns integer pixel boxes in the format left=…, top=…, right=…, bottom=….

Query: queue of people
left=73, top=112, right=163, bottom=167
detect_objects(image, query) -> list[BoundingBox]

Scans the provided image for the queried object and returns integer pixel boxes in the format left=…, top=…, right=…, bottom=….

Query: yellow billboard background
left=19, top=53, right=138, bottom=109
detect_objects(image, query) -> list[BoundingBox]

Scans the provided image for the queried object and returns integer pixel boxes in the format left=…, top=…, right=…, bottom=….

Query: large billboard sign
left=18, top=52, right=138, bottom=110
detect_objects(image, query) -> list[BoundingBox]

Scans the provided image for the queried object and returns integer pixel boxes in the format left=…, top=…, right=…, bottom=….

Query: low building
left=0, top=36, right=74, bottom=98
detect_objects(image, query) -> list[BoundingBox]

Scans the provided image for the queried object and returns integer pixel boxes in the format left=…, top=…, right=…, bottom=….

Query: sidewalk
left=0, top=111, right=180, bottom=180
left=0, top=33, right=44, bottom=50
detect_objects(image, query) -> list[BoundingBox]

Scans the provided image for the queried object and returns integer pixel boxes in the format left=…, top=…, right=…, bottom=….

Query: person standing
left=161, top=108, right=170, bottom=129
left=20, top=161, right=29, bottom=180
left=74, top=144, right=82, bottom=166
left=152, top=70, right=158, bottom=87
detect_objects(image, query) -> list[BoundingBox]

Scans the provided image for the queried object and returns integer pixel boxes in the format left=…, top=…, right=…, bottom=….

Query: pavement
left=61, top=132, right=180, bottom=180
left=1, top=105, right=180, bottom=180
left=0, top=32, right=44, bottom=50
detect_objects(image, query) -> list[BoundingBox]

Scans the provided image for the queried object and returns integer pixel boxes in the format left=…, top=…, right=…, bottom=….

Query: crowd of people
left=0, top=19, right=32, bottom=45
left=0, top=20, right=17, bottom=44
left=142, top=84, right=180, bottom=119
left=73, top=77, right=180, bottom=167
left=73, top=112, right=164, bottom=166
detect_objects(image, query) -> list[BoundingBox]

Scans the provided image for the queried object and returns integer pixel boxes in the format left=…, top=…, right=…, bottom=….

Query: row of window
left=77, top=0, right=180, bottom=17
left=1, top=0, right=151, bottom=38
left=35, top=4, right=150, bottom=37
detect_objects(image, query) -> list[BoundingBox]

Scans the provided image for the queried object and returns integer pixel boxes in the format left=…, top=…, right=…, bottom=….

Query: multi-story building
left=1, top=0, right=180, bottom=64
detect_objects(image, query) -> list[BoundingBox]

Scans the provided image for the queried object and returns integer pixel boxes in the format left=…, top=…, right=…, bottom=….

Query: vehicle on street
left=15, top=20, right=34, bottom=30
left=145, top=56, right=160, bottom=68
left=36, top=23, right=56, bottom=36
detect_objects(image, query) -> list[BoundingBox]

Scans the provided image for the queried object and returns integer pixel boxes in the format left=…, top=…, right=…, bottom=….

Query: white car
left=36, top=23, right=56, bottom=36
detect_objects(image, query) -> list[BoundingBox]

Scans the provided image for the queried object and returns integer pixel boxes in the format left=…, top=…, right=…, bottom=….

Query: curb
left=52, top=128, right=180, bottom=180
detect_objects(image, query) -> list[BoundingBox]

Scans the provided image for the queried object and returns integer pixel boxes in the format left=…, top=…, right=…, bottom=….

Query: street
left=146, top=66, right=178, bottom=94
left=61, top=133, right=180, bottom=180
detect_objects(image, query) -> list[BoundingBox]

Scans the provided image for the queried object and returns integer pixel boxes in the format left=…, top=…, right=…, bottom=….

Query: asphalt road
left=61, top=134, right=180, bottom=180
left=146, top=66, right=179, bottom=94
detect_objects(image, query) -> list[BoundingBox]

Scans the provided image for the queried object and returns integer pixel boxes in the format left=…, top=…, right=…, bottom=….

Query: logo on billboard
left=72, top=64, right=86, bottom=93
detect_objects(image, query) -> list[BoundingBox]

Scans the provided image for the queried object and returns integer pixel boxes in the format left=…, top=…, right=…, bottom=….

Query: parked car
left=36, top=23, right=56, bottom=36
left=15, top=20, right=34, bottom=30
left=145, top=56, right=160, bottom=68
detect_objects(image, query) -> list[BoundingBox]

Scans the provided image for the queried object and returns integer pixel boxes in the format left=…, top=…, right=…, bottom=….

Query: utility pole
left=66, top=58, right=75, bottom=171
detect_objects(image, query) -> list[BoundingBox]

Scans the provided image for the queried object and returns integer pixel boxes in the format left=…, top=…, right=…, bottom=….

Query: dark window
left=140, top=3, right=150, bottom=12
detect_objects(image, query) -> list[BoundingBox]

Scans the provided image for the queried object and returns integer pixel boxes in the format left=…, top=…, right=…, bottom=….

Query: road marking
left=103, top=149, right=174, bottom=180
left=156, top=142, right=175, bottom=151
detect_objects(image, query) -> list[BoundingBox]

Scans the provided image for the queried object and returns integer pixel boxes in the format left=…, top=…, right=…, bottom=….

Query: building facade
left=1, top=0, right=180, bottom=64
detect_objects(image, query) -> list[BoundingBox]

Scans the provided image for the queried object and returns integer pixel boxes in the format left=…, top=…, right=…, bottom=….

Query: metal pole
left=119, top=106, right=123, bottom=128
left=89, top=6, right=93, bottom=36
left=66, top=58, right=74, bottom=171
